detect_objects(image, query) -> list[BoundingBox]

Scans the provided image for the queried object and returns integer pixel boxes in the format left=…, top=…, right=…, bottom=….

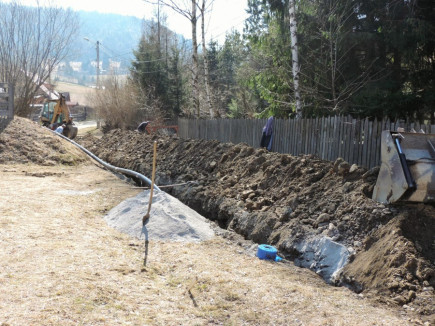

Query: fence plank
left=346, top=116, right=353, bottom=163
left=362, top=118, right=369, bottom=168
left=329, top=116, right=336, bottom=161
left=325, top=117, right=332, bottom=160
left=292, top=118, right=296, bottom=154
left=331, top=116, right=338, bottom=160
left=323, top=117, right=329, bottom=160
left=374, top=119, right=382, bottom=168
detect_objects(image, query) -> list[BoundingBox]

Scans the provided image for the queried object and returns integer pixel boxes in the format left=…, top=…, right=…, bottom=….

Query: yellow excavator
left=372, top=130, right=435, bottom=204
left=40, top=93, right=78, bottom=139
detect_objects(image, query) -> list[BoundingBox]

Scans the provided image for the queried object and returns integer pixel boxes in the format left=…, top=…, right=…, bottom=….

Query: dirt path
left=0, top=163, right=416, bottom=325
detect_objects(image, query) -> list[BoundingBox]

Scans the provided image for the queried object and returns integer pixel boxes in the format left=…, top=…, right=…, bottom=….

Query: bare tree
left=0, top=1, right=79, bottom=116
left=199, top=0, right=214, bottom=118
left=88, top=72, right=163, bottom=131
left=144, top=0, right=201, bottom=117
left=289, top=0, right=302, bottom=118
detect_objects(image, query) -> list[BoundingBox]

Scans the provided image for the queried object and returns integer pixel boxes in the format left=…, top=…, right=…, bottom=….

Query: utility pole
left=96, top=40, right=100, bottom=89
left=84, top=37, right=100, bottom=89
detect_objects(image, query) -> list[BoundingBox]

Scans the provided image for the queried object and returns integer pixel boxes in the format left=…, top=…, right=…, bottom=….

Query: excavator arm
left=50, top=96, right=71, bottom=125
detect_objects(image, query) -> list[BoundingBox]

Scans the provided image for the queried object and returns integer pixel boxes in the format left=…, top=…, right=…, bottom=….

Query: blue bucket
left=257, top=244, right=278, bottom=260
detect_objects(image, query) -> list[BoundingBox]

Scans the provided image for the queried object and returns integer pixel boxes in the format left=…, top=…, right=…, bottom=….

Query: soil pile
left=79, top=128, right=434, bottom=321
left=0, top=117, right=88, bottom=165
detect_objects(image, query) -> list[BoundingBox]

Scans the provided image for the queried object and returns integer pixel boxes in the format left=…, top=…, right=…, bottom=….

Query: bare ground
left=0, top=117, right=431, bottom=325
left=0, top=164, right=415, bottom=325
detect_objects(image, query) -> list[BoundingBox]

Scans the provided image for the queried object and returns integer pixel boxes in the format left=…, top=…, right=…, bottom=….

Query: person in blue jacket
left=260, top=116, right=274, bottom=151
left=55, top=124, right=65, bottom=134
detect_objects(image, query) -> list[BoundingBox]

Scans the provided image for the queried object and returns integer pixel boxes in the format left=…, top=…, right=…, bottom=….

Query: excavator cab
left=40, top=94, right=78, bottom=139
left=40, top=101, right=58, bottom=123
left=372, top=130, right=435, bottom=204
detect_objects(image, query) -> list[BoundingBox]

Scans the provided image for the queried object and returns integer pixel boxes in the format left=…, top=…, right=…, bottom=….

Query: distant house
left=69, top=61, right=83, bottom=72
left=109, top=59, right=121, bottom=70
left=90, top=60, right=103, bottom=70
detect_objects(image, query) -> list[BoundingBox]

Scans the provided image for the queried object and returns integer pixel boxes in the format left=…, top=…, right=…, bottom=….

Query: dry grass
left=56, top=81, right=94, bottom=107
left=0, top=163, right=414, bottom=325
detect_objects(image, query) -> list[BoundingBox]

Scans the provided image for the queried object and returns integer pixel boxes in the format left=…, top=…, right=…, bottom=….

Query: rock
left=333, top=157, right=344, bottom=172
left=407, top=290, right=416, bottom=302
left=226, top=176, right=237, bottom=187
left=280, top=207, right=293, bottom=222
left=337, top=161, right=350, bottom=175
left=353, top=241, right=362, bottom=248
left=289, top=196, right=299, bottom=210
left=388, top=281, right=399, bottom=289
left=342, top=182, right=352, bottom=193
left=327, top=223, right=339, bottom=237
left=317, top=213, right=331, bottom=224
left=349, top=164, right=359, bottom=173
left=241, top=189, right=254, bottom=200
left=209, top=161, right=217, bottom=168
left=326, top=203, right=336, bottom=213
left=393, top=295, right=406, bottom=305
left=362, top=166, right=379, bottom=181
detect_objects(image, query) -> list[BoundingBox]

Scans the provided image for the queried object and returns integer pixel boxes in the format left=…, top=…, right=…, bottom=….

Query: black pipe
left=52, top=129, right=160, bottom=191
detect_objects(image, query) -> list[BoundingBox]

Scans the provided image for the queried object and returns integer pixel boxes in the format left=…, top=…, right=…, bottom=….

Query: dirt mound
left=342, top=207, right=435, bottom=315
left=0, top=117, right=88, bottom=165
left=76, top=129, right=434, bottom=321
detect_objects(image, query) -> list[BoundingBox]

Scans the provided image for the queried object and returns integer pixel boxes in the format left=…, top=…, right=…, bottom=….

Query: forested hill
left=73, top=11, right=144, bottom=73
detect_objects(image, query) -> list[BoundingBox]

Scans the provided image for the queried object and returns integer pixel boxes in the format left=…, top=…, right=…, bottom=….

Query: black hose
left=52, top=129, right=160, bottom=191
left=394, top=137, right=416, bottom=190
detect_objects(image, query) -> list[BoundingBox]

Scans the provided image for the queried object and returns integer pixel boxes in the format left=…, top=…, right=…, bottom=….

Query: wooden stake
left=143, top=141, right=157, bottom=225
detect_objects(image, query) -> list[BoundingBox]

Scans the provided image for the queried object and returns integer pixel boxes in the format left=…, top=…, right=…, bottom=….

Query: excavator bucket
left=63, top=124, right=78, bottom=140
left=372, top=130, right=435, bottom=204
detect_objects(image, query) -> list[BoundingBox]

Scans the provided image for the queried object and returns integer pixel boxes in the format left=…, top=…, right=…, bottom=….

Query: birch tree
left=289, top=0, right=302, bottom=118
left=199, top=0, right=214, bottom=118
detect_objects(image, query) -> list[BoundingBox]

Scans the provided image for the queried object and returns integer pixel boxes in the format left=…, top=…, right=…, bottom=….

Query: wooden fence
left=178, top=116, right=435, bottom=169
left=0, top=83, right=14, bottom=132
left=0, top=82, right=14, bottom=120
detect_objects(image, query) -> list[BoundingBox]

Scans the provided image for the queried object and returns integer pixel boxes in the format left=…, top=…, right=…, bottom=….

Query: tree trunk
left=191, top=0, right=200, bottom=117
left=201, top=0, right=213, bottom=118
left=289, top=0, right=302, bottom=118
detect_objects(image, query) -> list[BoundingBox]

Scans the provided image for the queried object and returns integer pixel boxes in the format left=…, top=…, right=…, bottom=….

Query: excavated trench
left=72, top=129, right=435, bottom=321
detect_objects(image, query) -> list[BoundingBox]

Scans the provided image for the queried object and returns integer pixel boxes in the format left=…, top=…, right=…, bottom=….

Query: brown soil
left=0, top=118, right=88, bottom=166
left=79, top=127, right=434, bottom=323
left=0, top=117, right=433, bottom=325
